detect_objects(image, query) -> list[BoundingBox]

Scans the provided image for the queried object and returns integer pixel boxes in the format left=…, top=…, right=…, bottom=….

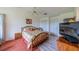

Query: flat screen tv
left=59, top=22, right=79, bottom=44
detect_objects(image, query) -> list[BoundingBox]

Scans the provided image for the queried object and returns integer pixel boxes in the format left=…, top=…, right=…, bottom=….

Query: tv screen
left=59, top=22, right=79, bottom=44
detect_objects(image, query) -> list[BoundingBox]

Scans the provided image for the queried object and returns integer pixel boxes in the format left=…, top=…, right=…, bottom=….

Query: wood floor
left=0, top=38, right=39, bottom=51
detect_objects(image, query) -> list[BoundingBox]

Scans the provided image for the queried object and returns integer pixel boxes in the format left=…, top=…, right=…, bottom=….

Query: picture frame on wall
left=26, top=19, right=32, bottom=24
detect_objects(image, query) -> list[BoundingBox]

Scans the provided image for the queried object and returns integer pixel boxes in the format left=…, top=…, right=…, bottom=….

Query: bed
left=22, top=26, right=49, bottom=49
left=22, top=26, right=58, bottom=51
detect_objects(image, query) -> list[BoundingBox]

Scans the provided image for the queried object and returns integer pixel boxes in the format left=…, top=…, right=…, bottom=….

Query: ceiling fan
left=31, top=7, right=47, bottom=16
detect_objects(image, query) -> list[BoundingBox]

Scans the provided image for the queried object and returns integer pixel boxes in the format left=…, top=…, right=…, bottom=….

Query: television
left=59, top=22, right=79, bottom=44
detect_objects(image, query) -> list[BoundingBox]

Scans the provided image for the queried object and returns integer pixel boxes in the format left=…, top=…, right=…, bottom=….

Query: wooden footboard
left=31, top=32, right=49, bottom=48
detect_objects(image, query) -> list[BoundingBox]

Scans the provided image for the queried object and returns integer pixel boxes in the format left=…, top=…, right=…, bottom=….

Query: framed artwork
left=26, top=19, right=32, bottom=24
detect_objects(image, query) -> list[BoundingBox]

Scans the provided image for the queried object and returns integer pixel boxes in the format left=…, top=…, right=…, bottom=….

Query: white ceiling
left=39, top=7, right=75, bottom=16
left=20, top=7, right=75, bottom=17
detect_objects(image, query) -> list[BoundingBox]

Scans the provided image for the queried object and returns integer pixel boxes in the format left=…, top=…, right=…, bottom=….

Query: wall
left=40, top=11, right=75, bottom=36
left=0, top=15, right=5, bottom=41
left=76, top=7, right=79, bottom=21
left=0, top=7, right=40, bottom=40
left=50, top=11, right=75, bottom=36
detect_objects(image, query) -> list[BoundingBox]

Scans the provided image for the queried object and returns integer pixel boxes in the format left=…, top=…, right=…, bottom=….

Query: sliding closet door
left=0, top=15, right=5, bottom=41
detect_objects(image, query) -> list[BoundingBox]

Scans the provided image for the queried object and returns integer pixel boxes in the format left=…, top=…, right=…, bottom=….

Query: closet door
left=40, top=17, right=49, bottom=32
left=0, top=15, right=5, bottom=41
left=50, top=16, right=60, bottom=36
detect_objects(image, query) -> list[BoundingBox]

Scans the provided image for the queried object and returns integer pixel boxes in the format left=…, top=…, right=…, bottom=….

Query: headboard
left=21, top=26, right=43, bottom=32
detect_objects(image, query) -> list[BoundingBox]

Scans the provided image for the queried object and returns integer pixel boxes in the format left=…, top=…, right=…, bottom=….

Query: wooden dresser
left=57, top=37, right=79, bottom=51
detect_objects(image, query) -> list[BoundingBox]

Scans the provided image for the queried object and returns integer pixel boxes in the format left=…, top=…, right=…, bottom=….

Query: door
left=40, top=17, right=49, bottom=32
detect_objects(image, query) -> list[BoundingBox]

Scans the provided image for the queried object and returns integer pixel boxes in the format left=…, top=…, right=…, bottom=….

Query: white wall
left=40, top=11, right=75, bottom=36
left=32, top=17, right=40, bottom=27
left=0, top=7, right=40, bottom=40
left=0, top=15, right=4, bottom=40
left=50, top=11, right=75, bottom=36
left=76, top=8, right=79, bottom=21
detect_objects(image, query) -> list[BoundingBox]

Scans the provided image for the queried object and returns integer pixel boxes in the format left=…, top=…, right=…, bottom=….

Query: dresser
left=57, top=37, right=79, bottom=51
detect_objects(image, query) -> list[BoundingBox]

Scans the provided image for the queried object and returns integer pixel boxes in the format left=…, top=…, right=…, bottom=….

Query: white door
left=49, top=16, right=59, bottom=36
left=40, top=17, right=49, bottom=32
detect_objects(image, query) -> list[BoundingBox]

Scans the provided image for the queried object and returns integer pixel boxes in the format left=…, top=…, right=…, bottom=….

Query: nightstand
left=15, top=32, right=22, bottom=39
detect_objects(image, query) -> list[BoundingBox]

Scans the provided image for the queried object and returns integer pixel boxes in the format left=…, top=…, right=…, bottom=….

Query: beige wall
left=0, top=7, right=40, bottom=40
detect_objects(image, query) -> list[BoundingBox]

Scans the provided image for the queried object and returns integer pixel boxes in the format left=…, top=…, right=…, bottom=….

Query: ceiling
left=20, top=7, right=75, bottom=17
left=39, top=7, right=75, bottom=16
